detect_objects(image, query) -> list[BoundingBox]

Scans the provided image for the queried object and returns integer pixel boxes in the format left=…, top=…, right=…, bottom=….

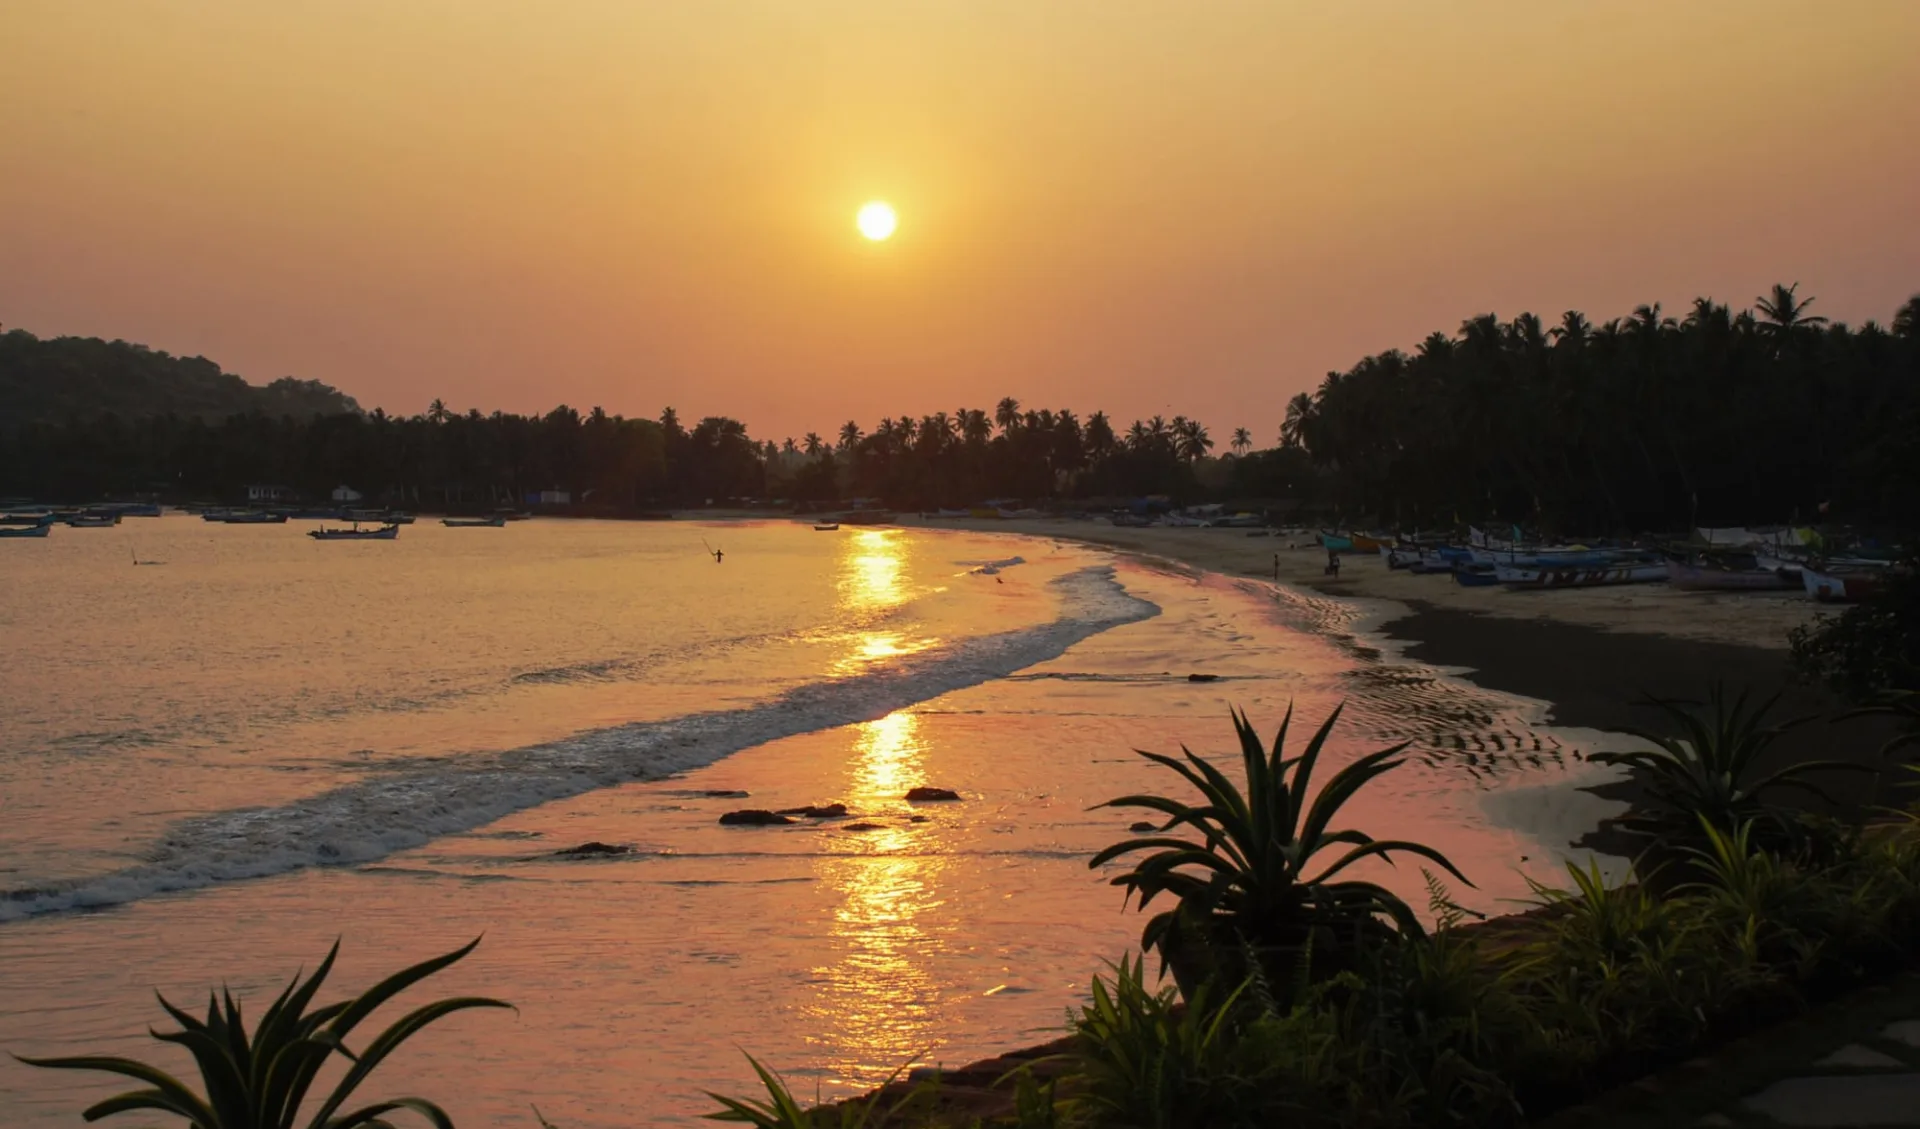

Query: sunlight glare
left=856, top=201, right=897, bottom=241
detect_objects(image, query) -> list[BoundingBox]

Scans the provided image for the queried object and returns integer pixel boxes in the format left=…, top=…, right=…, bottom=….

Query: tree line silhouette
left=1270, top=285, right=1920, bottom=532
left=3, top=284, right=1916, bottom=529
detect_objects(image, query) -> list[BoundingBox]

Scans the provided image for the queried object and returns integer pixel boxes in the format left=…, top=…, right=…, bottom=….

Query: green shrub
left=1089, top=704, right=1469, bottom=1001
left=13, top=939, right=508, bottom=1129
left=1588, top=686, right=1868, bottom=851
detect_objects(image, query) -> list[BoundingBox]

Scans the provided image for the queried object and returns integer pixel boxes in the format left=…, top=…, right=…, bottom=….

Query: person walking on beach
left=713, top=547, right=724, bottom=563
left=1325, top=548, right=1341, bottom=577
left=1273, top=552, right=1280, bottom=581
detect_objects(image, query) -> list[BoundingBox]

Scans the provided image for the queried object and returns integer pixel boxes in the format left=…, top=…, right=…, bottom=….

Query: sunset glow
left=2, top=2, right=1916, bottom=437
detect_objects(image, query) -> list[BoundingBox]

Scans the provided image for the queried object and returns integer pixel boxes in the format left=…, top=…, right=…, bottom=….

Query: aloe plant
left=1090, top=703, right=1470, bottom=995
left=14, top=939, right=509, bottom=1129
left=1589, top=685, right=1871, bottom=843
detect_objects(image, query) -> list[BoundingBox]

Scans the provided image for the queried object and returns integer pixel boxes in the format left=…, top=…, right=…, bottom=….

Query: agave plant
left=1089, top=703, right=1470, bottom=998
left=704, top=1053, right=922, bottom=1128
left=1588, top=685, right=1871, bottom=845
left=14, top=939, right=509, bottom=1129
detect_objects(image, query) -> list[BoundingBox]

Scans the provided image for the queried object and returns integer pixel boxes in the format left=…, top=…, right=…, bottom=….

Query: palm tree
left=802, top=433, right=823, bottom=457
left=1893, top=295, right=1920, bottom=339
left=1172, top=417, right=1213, bottom=462
left=1230, top=427, right=1252, bottom=455
left=838, top=420, right=863, bottom=451
left=1084, top=411, right=1117, bottom=461
left=1280, top=392, right=1315, bottom=449
left=995, top=397, right=1022, bottom=434
left=1755, top=282, right=1826, bottom=336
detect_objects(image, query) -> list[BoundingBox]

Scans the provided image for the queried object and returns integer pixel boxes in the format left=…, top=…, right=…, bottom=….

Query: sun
left=856, top=201, right=897, bottom=241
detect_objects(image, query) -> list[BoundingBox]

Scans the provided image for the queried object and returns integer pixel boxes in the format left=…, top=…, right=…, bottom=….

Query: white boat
left=1495, top=560, right=1668, bottom=588
left=1801, top=566, right=1890, bottom=603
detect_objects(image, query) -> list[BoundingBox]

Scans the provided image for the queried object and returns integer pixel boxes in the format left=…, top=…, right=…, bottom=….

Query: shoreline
left=891, top=516, right=1909, bottom=822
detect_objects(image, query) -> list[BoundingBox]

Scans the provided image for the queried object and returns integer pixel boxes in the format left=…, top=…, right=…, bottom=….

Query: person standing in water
left=713, top=547, right=724, bottom=563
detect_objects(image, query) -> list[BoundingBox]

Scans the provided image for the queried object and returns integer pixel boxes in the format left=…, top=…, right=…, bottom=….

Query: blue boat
left=1319, top=531, right=1355, bottom=552
left=1452, top=564, right=1500, bottom=587
left=0, top=523, right=50, bottom=539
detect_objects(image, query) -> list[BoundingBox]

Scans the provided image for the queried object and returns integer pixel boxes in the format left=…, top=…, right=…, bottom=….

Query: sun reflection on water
left=831, top=529, right=938, bottom=675
left=804, top=710, right=952, bottom=1088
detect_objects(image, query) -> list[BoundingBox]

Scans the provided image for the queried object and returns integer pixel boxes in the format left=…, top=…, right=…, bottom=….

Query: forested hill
left=0, top=328, right=360, bottom=428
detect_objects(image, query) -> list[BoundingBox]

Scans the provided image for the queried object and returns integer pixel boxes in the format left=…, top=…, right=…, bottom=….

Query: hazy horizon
left=4, top=1, right=1917, bottom=440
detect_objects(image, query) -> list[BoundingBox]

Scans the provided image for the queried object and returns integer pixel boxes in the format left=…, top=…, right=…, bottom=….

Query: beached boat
left=308, top=524, right=399, bottom=541
left=65, top=514, right=120, bottom=528
left=221, top=511, right=289, bottom=524
left=1319, top=532, right=1355, bottom=552
left=1, top=513, right=53, bottom=526
left=442, top=516, right=507, bottom=527
left=1495, top=560, right=1668, bottom=588
left=1801, top=566, right=1888, bottom=603
left=1381, top=545, right=1422, bottom=569
left=1452, top=564, right=1500, bottom=587
left=1468, top=545, right=1627, bottom=569
left=1349, top=533, right=1389, bottom=553
left=813, top=523, right=840, bottom=531
left=0, top=523, right=50, bottom=538
left=1666, top=560, right=1798, bottom=591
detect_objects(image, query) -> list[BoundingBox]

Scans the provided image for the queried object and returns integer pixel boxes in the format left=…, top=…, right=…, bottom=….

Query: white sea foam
left=0, top=566, right=1157, bottom=923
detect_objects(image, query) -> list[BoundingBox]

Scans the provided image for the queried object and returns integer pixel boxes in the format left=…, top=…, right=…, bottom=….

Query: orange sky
left=3, top=1, right=1917, bottom=442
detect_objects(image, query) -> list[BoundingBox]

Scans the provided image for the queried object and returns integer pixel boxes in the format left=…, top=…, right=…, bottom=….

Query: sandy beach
left=896, top=518, right=1821, bottom=652
left=895, top=516, right=1906, bottom=821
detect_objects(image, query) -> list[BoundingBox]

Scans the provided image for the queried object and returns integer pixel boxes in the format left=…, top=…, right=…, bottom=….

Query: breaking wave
left=0, top=566, right=1157, bottom=923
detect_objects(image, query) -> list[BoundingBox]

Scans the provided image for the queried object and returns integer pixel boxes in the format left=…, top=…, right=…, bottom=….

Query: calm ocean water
left=0, top=516, right=1621, bottom=1125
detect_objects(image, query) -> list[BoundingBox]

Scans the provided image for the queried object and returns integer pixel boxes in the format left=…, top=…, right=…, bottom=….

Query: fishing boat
left=221, top=511, right=289, bottom=524
left=0, top=523, right=50, bottom=538
left=1495, top=560, right=1668, bottom=588
left=1666, top=560, right=1798, bottom=591
left=1, top=513, right=53, bottom=526
left=1467, top=545, right=1625, bottom=568
left=1318, top=531, right=1355, bottom=552
left=813, top=523, right=840, bottom=531
left=65, top=513, right=120, bottom=528
left=1349, top=533, right=1389, bottom=552
left=1452, top=564, right=1500, bottom=587
left=308, top=523, right=399, bottom=541
left=1381, top=545, right=1421, bottom=569
left=442, top=515, right=506, bottom=527
left=1801, top=566, right=1889, bottom=603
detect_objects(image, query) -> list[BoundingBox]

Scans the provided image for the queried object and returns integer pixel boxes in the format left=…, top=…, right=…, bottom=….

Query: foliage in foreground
left=14, top=939, right=509, bottom=1129
left=1791, top=567, right=1920, bottom=701
left=1588, top=686, right=1872, bottom=854
left=1088, top=704, right=1469, bottom=1001
left=709, top=693, right=1920, bottom=1128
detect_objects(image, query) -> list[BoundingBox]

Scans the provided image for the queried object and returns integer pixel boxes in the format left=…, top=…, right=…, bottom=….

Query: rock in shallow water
left=554, top=841, right=630, bottom=857
left=775, top=802, right=849, bottom=818
left=905, top=787, right=961, bottom=802
left=841, top=821, right=887, bottom=831
left=718, top=809, right=795, bottom=826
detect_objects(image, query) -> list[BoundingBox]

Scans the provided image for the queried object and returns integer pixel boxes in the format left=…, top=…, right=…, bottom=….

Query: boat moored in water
left=309, top=523, right=400, bottom=541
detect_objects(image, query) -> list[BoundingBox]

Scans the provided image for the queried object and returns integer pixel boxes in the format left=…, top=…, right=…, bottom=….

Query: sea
left=0, top=516, right=1624, bottom=1125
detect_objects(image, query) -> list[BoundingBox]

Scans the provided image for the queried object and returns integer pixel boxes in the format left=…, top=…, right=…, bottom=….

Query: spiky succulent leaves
left=703, top=1054, right=812, bottom=1127
left=1591, top=686, right=1870, bottom=834
left=15, top=938, right=508, bottom=1129
left=1090, top=703, right=1472, bottom=962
